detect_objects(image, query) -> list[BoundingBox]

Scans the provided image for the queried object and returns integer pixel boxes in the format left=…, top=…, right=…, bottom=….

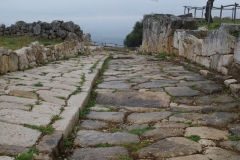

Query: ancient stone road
left=1, top=52, right=240, bottom=160
left=71, top=53, right=240, bottom=160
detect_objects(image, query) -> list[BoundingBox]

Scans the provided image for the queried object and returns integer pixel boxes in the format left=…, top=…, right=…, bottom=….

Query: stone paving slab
left=204, top=147, right=240, bottom=160
left=0, top=102, right=30, bottom=110
left=75, top=130, right=140, bottom=146
left=185, top=127, right=229, bottom=140
left=167, top=154, right=210, bottom=160
left=154, top=122, right=189, bottom=129
left=80, top=120, right=108, bottom=130
left=127, top=112, right=172, bottom=124
left=96, top=92, right=171, bottom=108
left=71, top=147, right=129, bottom=160
left=86, top=111, right=125, bottom=123
left=138, top=137, right=202, bottom=159
left=0, top=109, right=52, bottom=126
left=0, top=122, right=41, bottom=147
left=141, top=128, right=184, bottom=140
left=0, top=157, right=14, bottom=160
left=195, top=83, right=223, bottom=94
left=165, top=87, right=201, bottom=97
left=228, top=124, right=240, bottom=138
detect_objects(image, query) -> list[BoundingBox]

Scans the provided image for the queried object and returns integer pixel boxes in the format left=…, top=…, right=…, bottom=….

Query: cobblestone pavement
left=70, top=53, right=240, bottom=160
left=0, top=53, right=108, bottom=160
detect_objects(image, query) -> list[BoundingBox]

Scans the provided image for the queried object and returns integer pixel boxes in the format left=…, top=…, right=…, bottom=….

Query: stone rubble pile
left=0, top=20, right=83, bottom=41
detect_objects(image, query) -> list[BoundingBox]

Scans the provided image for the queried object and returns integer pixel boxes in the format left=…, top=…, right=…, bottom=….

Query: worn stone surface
left=121, top=124, right=149, bottom=130
left=204, top=147, right=240, bottom=160
left=185, top=127, right=229, bottom=140
left=195, top=83, right=223, bottom=94
left=75, top=130, right=140, bottom=146
left=195, top=94, right=235, bottom=105
left=71, top=147, right=129, bottom=160
left=80, top=120, right=108, bottom=130
left=141, top=128, right=184, bottom=140
left=154, top=122, right=189, bottom=129
left=228, top=124, right=240, bottom=138
left=97, top=91, right=171, bottom=108
left=127, top=112, right=172, bottom=124
left=0, top=109, right=52, bottom=126
left=138, top=137, right=202, bottom=159
left=98, top=81, right=131, bottom=89
left=0, top=122, right=41, bottom=147
left=86, top=112, right=124, bottom=123
left=198, top=139, right=216, bottom=147
left=165, top=87, right=201, bottom=97
left=167, top=154, right=210, bottom=160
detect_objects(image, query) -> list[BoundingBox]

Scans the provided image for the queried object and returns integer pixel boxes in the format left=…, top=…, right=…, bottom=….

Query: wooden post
left=234, top=3, right=237, bottom=23
left=220, top=5, right=223, bottom=24
left=201, top=7, right=204, bottom=25
left=232, top=7, right=234, bottom=22
left=194, top=7, right=197, bottom=18
left=188, top=8, right=190, bottom=13
left=208, top=4, right=211, bottom=27
left=184, top=7, right=186, bottom=14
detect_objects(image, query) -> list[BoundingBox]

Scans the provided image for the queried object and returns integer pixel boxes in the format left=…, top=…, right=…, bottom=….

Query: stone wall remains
left=0, top=40, right=84, bottom=74
left=140, top=13, right=240, bottom=81
left=0, top=20, right=83, bottom=41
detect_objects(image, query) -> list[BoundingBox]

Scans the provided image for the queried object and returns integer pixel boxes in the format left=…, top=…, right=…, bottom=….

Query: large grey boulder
left=33, top=24, right=41, bottom=35
left=61, top=21, right=74, bottom=32
left=51, top=20, right=63, bottom=31
left=41, top=22, right=51, bottom=30
left=57, top=30, right=67, bottom=39
left=66, top=32, right=78, bottom=40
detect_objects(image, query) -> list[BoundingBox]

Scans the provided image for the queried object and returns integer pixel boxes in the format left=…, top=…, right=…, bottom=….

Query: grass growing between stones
left=15, top=147, right=38, bottom=160
left=185, top=135, right=201, bottom=142
left=121, top=141, right=151, bottom=158
left=96, top=143, right=111, bottom=148
left=64, top=133, right=75, bottom=147
left=100, top=56, right=112, bottom=74
left=72, top=87, right=82, bottom=95
left=110, top=127, right=155, bottom=135
left=79, top=107, right=91, bottom=119
left=52, top=115, right=63, bottom=121
left=228, top=135, right=240, bottom=141
left=79, top=73, right=86, bottom=85
left=24, top=124, right=54, bottom=135
left=237, top=98, right=240, bottom=104
left=118, top=155, right=132, bottom=160
left=33, top=82, right=43, bottom=87
left=0, top=36, right=63, bottom=50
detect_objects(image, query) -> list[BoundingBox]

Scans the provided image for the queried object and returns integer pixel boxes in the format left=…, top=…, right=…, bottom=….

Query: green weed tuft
left=186, top=135, right=201, bottom=142
left=24, top=124, right=54, bottom=135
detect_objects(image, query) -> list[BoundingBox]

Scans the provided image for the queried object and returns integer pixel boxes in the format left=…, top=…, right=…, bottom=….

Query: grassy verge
left=197, top=18, right=240, bottom=31
left=0, top=36, right=62, bottom=50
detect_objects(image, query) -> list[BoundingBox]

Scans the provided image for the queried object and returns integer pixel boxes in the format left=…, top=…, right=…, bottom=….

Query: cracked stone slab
left=167, top=154, right=210, bottom=160
left=0, top=102, right=30, bottom=110
left=0, top=122, right=41, bottom=148
left=31, top=102, right=62, bottom=115
left=80, top=120, right=108, bottom=130
left=204, top=147, right=240, bottom=160
left=127, top=112, right=172, bottom=124
left=154, top=122, right=189, bottom=129
left=165, top=87, right=201, bottom=97
left=0, top=109, right=52, bottom=126
left=134, top=80, right=177, bottom=89
left=98, top=81, right=131, bottom=89
left=71, top=146, right=129, bottom=160
left=195, top=83, right=223, bottom=94
left=96, top=92, right=171, bottom=108
left=185, top=127, right=229, bottom=140
left=195, top=94, right=235, bottom=105
left=141, top=128, right=184, bottom=140
left=228, top=124, right=240, bottom=138
left=138, top=137, right=202, bottom=159
left=169, top=112, right=238, bottom=126
left=74, top=130, right=140, bottom=146
left=86, top=112, right=124, bottom=123
left=37, top=90, right=66, bottom=106
left=170, top=103, right=239, bottom=113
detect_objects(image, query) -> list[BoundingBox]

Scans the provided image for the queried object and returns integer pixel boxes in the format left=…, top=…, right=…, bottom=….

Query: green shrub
left=124, top=21, right=143, bottom=47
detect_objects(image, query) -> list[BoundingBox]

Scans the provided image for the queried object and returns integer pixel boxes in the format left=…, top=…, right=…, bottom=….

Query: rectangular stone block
left=230, top=84, right=240, bottom=98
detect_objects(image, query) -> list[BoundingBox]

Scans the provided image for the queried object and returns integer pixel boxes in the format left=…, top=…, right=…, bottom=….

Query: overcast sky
left=1, top=0, right=239, bottom=44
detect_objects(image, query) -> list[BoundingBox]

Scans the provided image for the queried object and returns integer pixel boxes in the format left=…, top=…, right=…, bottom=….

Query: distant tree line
left=124, top=20, right=143, bottom=47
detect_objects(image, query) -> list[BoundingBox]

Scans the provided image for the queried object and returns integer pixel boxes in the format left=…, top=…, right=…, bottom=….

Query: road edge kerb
left=35, top=55, right=109, bottom=160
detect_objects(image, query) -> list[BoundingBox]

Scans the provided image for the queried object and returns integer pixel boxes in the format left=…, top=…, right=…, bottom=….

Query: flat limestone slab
left=0, top=156, right=14, bottom=160
left=0, top=102, right=30, bottom=110
left=80, top=120, right=108, bottom=130
left=75, top=130, right=140, bottom=146
left=205, top=147, right=240, bottom=160
left=37, top=90, right=66, bottom=106
left=228, top=124, right=240, bottom=138
left=169, top=112, right=238, bottom=126
left=138, top=137, right=202, bottom=159
left=195, top=94, right=235, bottom=105
left=185, top=127, right=228, bottom=140
left=167, top=154, right=210, bottom=160
left=220, top=141, right=240, bottom=152
left=71, top=147, right=129, bottom=160
left=0, top=96, right=36, bottom=105
left=32, top=102, right=62, bottom=115
left=0, top=122, right=41, bottom=147
left=86, top=112, right=125, bottom=123
left=127, top=112, right=172, bottom=124
left=165, top=87, right=201, bottom=97
left=195, top=83, right=223, bottom=94
left=98, top=81, right=131, bottom=89
left=154, top=122, right=189, bottom=129
left=141, top=128, right=184, bottom=140
left=96, top=92, right=171, bottom=108
left=0, top=109, right=52, bottom=126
